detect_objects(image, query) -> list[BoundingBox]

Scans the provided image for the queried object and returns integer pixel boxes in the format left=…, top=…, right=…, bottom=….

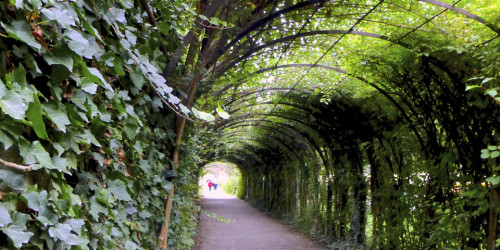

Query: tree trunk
left=158, top=186, right=175, bottom=249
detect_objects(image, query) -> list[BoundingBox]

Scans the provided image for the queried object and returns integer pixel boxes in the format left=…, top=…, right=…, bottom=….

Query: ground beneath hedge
left=193, top=189, right=326, bottom=249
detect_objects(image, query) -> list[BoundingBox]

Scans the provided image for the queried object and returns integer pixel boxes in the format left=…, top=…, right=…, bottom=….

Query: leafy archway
left=0, top=0, right=498, bottom=249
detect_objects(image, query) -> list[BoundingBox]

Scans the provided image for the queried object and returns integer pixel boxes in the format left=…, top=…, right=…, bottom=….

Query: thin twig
left=0, top=157, right=31, bottom=172
left=139, top=0, right=169, bottom=59
left=195, top=19, right=231, bottom=30
left=477, top=35, right=499, bottom=46
left=149, top=83, right=206, bottom=124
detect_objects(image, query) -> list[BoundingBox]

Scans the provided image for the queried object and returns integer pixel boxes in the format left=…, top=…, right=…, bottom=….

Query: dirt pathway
left=193, top=190, right=326, bottom=249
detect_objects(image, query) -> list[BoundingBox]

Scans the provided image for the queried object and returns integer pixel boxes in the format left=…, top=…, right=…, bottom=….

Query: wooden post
left=487, top=189, right=500, bottom=250
left=158, top=186, right=175, bottom=249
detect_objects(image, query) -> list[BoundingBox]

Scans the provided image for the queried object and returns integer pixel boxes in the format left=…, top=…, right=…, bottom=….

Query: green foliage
left=204, top=211, right=231, bottom=224
left=0, top=0, right=200, bottom=249
left=0, top=0, right=498, bottom=248
left=222, top=178, right=237, bottom=196
left=212, top=37, right=499, bottom=249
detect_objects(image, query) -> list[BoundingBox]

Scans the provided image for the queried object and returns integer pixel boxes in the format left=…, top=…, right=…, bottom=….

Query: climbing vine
left=0, top=0, right=201, bottom=249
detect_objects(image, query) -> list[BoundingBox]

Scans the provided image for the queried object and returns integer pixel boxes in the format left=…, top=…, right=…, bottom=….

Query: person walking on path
left=208, top=180, right=214, bottom=191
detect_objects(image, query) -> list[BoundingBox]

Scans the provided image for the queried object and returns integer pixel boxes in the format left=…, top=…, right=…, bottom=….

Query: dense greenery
left=0, top=0, right=498, bottom=249
left=0, top=0, right=200, bottom=248
left=194, top=0, right=500, bottom=249
left=221, top=170, right=245, bottom=199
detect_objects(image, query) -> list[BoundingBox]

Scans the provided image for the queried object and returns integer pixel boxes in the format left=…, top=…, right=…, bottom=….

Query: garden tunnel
left=0, top=0, right=498, bottom=249
left=188, top=0, right=500, bottom=249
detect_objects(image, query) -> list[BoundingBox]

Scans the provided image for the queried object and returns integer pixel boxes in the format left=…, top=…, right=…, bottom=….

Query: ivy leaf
left=217, top=105, right=230, bottom=119
left=64, top=219, right=85, bottom=234
left=168, top=93, right=181, bottom=105
left=0, top=20, right=41, bottom=50
left=65, top=29, right=102, bottom=59
left=192, top=108, right=215, bottom=122
left=107, top=179, right=132, bottom=201
left=0, top=203, right=12, bottom=227
left=26, top=94, right=48, bottom=140
left=111, top=227, right=122, bottom=237
left=482, top=77, right=494, bottom=84
left=491, top=151, right=500, bottom=158
left=481, top=151, right=490, bottom=159
left=139, top=211, right=152, bottom=219
left=198, top=15, right=209, bottom=21
left=0, top=80, right=6, bottom=98
left=79, top=129, right=101, bottom=147
left=149, top=73, right=172, bottom=94
left=43, top=46, right=73, bottom=72
left=179, top=104, right=190, bottom=114
left=77, top=236, right=90, bottom=247
left=113, top=57, right=126, bottom=76
left=152, top=97, right=163, bottom=108
left=486, top=176, right=500, bottom=185
left=25, top=141, right=56, bottom=169
left=125, top=240, right=138, bottom=250
left=3, top=212, right=34, bottom=248
left=125, top=203, right=138, bottom=214
left=129, top=70, right=145, bottom=89
left=108, top=7, right=127, bottom=24
left=125, top=30, right=137, bottom=46
left=37, top=208, right=59, bottom=227
left=77, top=10, right=101, bottom=41
left=158, top=22, right=171, bottom=35
left=123, top=123, right=138, bottom=140
left=40, top=7, right=76, bottom=27
left=0, top=169, right=26, bottom=192
left=48, top=223, right=79, bottom=245
left=91, top=152, right=104, bottom=167
left=21, top=190, right=48, bottom=212
left=486, top=89, right=497, bottom=97
left=85, top=67, right=113, bottom=92
left=138, top=159, right=151, bottom=172
left=65, top=29, right=87, bottom=47
left=0, top=129, right=14, bottom=150
left=13, top=0, right=24, bottom=9
left=81, top=77, right=98, bottom=95
left=52, top=156, right=70, bottom=173
left=12, top=65, right=27, bottom=84
left=43, top=103, right=71, bottom=133
left=209, top=17, right=219, bottom=26
left=0, top=91, right=28, bottom=120
left=89, top=196, right=108, bottom=220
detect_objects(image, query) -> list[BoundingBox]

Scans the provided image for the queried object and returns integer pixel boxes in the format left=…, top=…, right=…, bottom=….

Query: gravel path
left=193, top=190, right=326, bottom=250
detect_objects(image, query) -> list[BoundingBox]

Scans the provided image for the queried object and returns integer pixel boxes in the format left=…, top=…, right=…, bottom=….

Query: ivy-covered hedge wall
left=0, top=1, right=199, bottom=249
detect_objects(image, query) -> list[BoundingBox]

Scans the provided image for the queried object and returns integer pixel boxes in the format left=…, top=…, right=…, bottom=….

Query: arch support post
left=487, top=189, right=500, bottom=250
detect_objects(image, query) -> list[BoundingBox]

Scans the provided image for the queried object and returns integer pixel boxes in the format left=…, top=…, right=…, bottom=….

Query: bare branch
left=164, top=0, right=236, bottom=76
left=418, top=0, right=485, bottom=23
left=418, top=0, right=499, bottom=34
left=214, top=30, right=395, bottom=79
left=0, top=157, right=31, bottom=172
